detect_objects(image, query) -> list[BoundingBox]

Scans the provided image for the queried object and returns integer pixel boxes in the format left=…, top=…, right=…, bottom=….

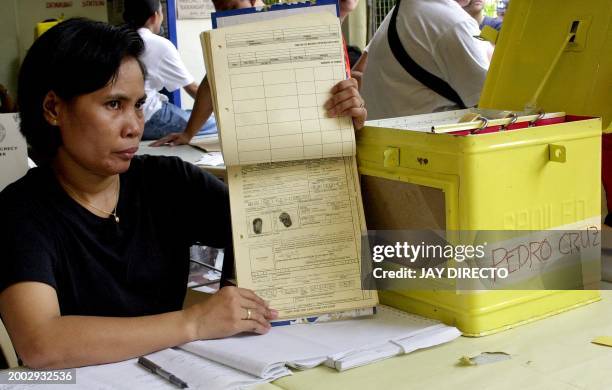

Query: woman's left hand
left=324, top=78, right=367, bottom=130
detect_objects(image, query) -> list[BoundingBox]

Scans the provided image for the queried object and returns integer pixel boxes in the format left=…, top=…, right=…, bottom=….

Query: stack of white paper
left=180, top=305, right=461, bottom=377
left=66, top=348, right=290, bottom=390
left=10, top=308, right=459, bottom=390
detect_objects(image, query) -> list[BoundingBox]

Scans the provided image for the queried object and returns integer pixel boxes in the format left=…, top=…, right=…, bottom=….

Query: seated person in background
left=357, top=0, right=490, bottom=120
left=463, top=0, right=502, bottom=31
left=123, top=0, right=214, bottom=140
left=496, top=0, right=509, bottom=22
left=0, top=18, right=276, bottom=369
left=150, top=0, right=367, bottom=146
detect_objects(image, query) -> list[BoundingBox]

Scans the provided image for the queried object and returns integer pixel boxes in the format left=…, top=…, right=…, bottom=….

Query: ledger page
left=228, top=157, right=377, bottom=318
left=203, top=12, right=355, bottom=166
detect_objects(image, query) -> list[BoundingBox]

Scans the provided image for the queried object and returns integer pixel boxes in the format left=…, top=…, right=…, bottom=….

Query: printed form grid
left=225, top=26, right=354, bottom=165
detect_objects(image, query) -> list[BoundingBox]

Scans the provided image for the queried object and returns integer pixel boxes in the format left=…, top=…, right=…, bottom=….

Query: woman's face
left=54, top=57, right=146, bottom=176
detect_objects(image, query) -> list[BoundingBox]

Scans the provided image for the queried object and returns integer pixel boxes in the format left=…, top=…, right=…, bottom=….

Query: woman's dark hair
left=123, top=0, right=161, bottom=28
left=17, top=18, right=145, bottom=164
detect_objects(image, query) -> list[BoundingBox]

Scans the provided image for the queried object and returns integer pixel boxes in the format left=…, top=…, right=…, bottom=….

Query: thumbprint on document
left=279, top=212, right=292, bottom=228
left=252, top=218, right=263, bottom=234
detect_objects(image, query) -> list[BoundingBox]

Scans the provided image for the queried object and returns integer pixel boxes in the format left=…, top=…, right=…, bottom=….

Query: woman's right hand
left=185, top=286, right=278, bottom=340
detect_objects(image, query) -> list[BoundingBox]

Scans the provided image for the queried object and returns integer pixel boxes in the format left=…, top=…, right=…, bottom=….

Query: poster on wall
left=0, top=114, right=28, bottom=191
left=177, top=0, right=215, bottom=19
left=45, top=1, right=73, bottom=8
left=81, top=0, right=106, bottom=7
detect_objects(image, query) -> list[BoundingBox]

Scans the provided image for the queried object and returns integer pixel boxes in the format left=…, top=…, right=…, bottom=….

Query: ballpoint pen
left=137, top=356, right=189, bottom=388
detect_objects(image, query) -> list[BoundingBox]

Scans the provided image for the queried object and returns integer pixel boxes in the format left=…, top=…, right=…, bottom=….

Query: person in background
left=356, top=0, right=490, bottom=120
left=147, top=0, right=265, bottom=147
left=123, top=0, right=214, bottom=140
left=463, top=0, right=502, bottom=31
left=496, top=0, right=509, bottom=21
left=0, top=18, right=276, bottom=369
left=150, top=0, right=366, bottom=146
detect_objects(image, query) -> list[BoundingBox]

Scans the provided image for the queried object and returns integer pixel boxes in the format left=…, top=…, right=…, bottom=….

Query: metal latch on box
left=549, top=144, right=566, bottom=163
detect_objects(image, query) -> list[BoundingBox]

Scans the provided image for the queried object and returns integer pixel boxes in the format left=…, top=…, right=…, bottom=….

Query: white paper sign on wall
left=0, top=113, right=28, bottom=191
left=177, top=0, right=215, bottom=19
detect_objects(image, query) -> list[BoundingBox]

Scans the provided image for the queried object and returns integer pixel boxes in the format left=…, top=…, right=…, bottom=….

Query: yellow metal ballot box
left=357, top=0, right=612, bottom=336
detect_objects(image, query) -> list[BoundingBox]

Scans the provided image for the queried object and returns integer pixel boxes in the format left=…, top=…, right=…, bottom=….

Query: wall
left=1, top=0, right=366, bottom=108
left=0, top=0, right=20, bottom=95
left=176, top=18, right=212, bottom=109
left=342, top=0, right=368, bottom=50
left=16, top=0, right=109, bottom=61
left=0, top=0, right=108, bottom=99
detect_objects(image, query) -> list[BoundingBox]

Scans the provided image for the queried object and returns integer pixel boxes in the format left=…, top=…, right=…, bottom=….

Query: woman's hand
left=185, top=286, right=278, bottom=340
left=149, top=132, right=192, bottom=147
left=324, top=78, right=367, bottom=130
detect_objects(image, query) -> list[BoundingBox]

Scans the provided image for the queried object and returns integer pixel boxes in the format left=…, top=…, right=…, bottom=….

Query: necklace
left=62, top=176, right=121, bottom=223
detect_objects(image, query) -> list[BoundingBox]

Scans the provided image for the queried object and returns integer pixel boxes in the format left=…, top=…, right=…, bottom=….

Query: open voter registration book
left=202, top=3, right=378, bottom=322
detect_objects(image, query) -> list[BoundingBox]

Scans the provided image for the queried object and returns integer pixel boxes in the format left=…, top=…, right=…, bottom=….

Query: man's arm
left=0, top=281, right=275, bottom=368
left=183, top=82, right=199, bottom=100
left=182, top=76, right=214, bottom=139
left=150, top=76, right=214, bottom=147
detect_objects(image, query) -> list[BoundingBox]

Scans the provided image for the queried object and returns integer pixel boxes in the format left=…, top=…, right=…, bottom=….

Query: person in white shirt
left=357, top=0, right=490, bottom=120
left=123, top=0, right=208, bottom=140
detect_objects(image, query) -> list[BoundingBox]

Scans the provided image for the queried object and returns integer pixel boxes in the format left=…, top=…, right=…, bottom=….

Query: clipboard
left=211, top=0, right=339, bottom=29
